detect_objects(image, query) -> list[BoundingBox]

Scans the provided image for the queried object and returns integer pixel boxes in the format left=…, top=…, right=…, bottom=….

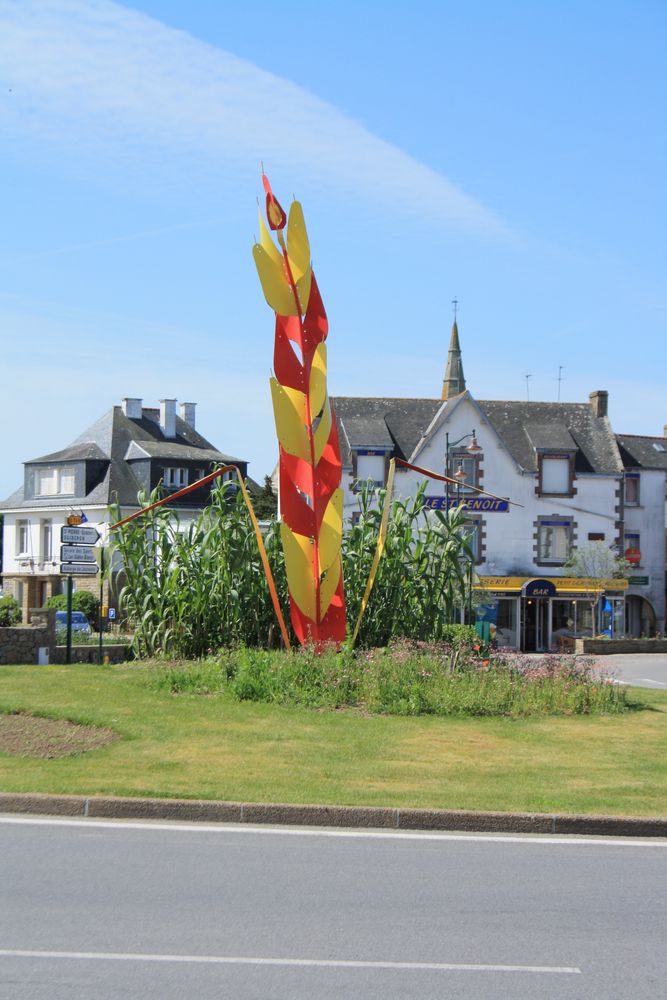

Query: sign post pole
left=65, top=575, right=73, bottom=665
left=95, top=547, right=107, bottom=665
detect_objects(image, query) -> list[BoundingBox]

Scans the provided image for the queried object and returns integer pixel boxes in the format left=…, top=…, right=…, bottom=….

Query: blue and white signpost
left=60, top=525, right=101, bottom=663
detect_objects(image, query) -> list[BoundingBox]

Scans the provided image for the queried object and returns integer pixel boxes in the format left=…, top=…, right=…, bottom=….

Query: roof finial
left=452, top=297, right=458, bottom=321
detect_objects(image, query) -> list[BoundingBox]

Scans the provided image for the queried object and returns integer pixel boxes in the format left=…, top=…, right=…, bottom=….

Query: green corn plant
left=109, top=477, right=475, bottom=657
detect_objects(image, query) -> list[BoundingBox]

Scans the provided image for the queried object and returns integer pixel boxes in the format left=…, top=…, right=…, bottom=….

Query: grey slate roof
left=616, top=434, right=667, bottom=471
left=477, top=400, right=623, bottom=474
left=124, top=441, right=241, bottom=464
left=332, top=397, right=441, bottom=466
left=28, top=442, right=109, bottom=464
left=332, top=394, right=624, bottom=475
left=1, top=405, right=245, bottom=510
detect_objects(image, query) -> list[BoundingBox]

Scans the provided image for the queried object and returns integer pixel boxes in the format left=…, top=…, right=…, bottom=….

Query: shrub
left=45, top=592, right=100, bottom=629
left=0, top=594, right=21, bottom=627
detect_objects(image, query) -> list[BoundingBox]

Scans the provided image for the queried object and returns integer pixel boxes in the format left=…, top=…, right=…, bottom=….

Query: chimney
left=589, top=390, right=608, bottom=418
left=159, top=398, right=177, bottom=438
left=664, top=424, right=667, bottom=439
left=179, top=402, right=196, bottom=429
left=122, top=397, right=143, bottom=419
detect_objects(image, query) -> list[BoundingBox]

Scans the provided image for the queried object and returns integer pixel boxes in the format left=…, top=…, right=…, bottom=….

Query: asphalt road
left=1, top=817, right=665, bottom=1000
left=593, top=653, right=667, bottom=689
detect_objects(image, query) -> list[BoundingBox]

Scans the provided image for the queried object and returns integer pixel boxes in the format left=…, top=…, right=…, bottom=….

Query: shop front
left=474, top=576, right=628, bottom=652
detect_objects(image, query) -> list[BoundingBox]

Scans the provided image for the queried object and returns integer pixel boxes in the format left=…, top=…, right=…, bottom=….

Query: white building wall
left=395, top=396, right=622, bottom=578
left=624, top=469, right=666, bottom=630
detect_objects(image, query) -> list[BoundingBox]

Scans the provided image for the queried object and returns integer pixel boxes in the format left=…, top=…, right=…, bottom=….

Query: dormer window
left=537, top=454, right=574, bottom=496
left=353, top=450, right=387, bottom=489
left=35, top=466, right=75, bottom=496
left=164, top=467, right=188, bottom=488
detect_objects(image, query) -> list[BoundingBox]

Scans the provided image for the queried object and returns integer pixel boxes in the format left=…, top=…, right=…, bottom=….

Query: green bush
left=45, top=591, right=100, bottom=629
left=0, top=594, right=21, bottom=627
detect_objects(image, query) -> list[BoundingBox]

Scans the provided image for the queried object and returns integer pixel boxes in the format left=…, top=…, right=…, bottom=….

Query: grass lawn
left=1, top=662, right=666, bottom=818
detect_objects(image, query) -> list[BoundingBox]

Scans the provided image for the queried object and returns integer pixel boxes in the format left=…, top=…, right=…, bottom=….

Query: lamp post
left=444, top=429, right=482, bottom=509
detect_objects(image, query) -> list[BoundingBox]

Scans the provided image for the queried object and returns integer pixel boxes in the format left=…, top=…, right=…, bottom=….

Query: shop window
left=537, top=519, right=571, bottom=564
left=624, top=473, right=640, bottom=505
left=35, top=466, right=75, bottom=496
left=495, top=599, right=517, bottom=648
left=539, top=456, right=572, bottom=495
left=164, top=467, right=188, bottom=488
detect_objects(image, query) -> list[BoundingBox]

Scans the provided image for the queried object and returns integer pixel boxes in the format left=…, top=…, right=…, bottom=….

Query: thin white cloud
left=0, top=0, right=506, bottom=235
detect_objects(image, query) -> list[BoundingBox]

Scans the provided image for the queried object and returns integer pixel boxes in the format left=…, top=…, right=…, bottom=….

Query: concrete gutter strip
left=0, top=792, right=665, bottom=838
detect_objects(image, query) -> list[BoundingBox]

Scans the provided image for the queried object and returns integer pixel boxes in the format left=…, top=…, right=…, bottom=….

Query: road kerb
left=1, top=792, right=666, bottom=838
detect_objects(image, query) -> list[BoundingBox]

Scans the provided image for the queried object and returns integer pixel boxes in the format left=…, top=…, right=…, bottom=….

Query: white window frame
left=540, top=456, right=571, bottom=495
left=16, top=519, right=30, bottom=556
left=450, top=452, right=478, bottom=493
left=40, top=520, right=53, bottom=562
left=164, top=467, right=188, bottom=488
left=624, top=473, right=640, bottom=506
left=537, top=519, right=571, bottom=564
left=35, top=466, right=76, bottom=497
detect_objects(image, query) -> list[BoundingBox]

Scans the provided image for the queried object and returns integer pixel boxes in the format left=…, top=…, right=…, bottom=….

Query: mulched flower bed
left=0, top=713, right=119, bottom=759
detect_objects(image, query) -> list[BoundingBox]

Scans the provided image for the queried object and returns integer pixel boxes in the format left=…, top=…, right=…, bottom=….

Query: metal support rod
left=98, top=548, right=105, bottom=665
left=66, top=575, right=73, bottom=665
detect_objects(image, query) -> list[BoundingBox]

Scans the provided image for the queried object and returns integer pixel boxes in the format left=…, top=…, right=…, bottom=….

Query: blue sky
left=1, top=0, right=665, bottom=498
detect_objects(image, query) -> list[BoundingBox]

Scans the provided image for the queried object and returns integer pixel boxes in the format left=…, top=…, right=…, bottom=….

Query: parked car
left=55, top=611, right=92, bottom=636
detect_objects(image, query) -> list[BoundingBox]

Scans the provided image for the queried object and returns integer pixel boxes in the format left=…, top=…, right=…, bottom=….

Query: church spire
left=441, top=305, right=466, bottom=400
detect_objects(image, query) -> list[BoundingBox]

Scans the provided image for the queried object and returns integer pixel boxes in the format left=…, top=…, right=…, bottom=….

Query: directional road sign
left=60, top=544, right=97, bottom=563
left=61, top=525, right=101, bottom=545
left=60, top=563, right=99, bottom=576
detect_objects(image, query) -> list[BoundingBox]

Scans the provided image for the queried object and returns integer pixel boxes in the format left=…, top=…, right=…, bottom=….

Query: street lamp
left=445, top=429, right=482, bottom=508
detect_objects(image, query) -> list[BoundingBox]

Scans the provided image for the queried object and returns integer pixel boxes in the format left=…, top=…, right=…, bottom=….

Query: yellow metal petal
left=309, top=343, right=327, bottom=417
left=318, top=488, right=343, bottom=575
left=287, top=201, right=310, bottom=280
left=270, top=378, right=310, bottom=461
left=281, top=521, right=316, bottom=621
left=252, top=244, right=298, bottom=316
left=313, top=395, right=332, bottom=464
left=288, top=201, right=312, bottom=314
left=258, top=208, right=283, bottom=270
left=295, top=269, right=312, bottom=315
left=319, top=557, right=341, bottom=619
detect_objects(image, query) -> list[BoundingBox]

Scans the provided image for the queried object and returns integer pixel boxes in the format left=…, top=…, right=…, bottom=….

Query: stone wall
left=575, top=638, right=667, bottom=654
left=0, top=608, right=55, bottom=665
left=51, top=644, right=129, bottom=664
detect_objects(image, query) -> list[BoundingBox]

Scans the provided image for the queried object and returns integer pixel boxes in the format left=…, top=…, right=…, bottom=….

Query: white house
left=330, top=321, right=666, bottom=649
left=1, top=397, right=247, bottom=622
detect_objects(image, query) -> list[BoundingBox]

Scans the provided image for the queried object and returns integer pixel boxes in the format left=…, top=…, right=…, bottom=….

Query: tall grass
left=150, top=646, right=628, bottom=717
left=110, top=479, right=476, bottom=657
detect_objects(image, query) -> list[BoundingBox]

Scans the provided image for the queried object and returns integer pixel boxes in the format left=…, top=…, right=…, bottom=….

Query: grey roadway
left=0, top=816, right=665, bottom=1000
left=593, top=653, right=667, bottom=689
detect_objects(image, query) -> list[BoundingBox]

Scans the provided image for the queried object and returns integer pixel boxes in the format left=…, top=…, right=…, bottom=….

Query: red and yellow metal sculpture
left=253, top=174, right=346, bottom=646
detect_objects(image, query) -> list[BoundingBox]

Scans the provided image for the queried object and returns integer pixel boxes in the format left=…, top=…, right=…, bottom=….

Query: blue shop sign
left=523, top=579, right=557, bottom=598
left=423, top=496, right=509, bottom=512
